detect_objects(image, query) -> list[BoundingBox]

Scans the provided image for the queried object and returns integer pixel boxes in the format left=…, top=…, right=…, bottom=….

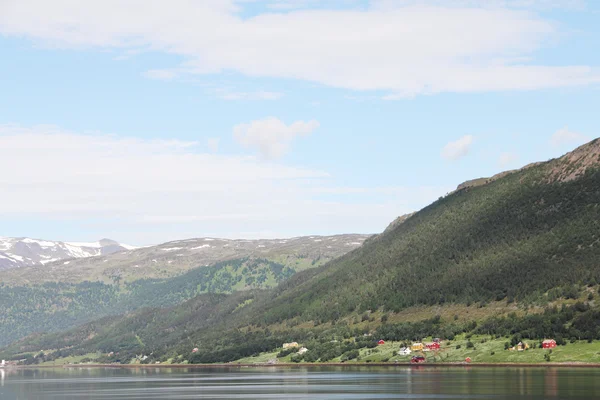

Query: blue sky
left=0, top=0, right=599, bottom=244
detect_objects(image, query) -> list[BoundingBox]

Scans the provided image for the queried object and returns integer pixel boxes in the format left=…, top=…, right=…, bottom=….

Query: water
left=0, top=366, right=599, bottom=399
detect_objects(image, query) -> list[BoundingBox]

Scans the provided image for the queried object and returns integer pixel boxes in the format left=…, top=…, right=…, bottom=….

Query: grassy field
left=232, top=351, right=281, bottom=364
left=34, top=337, right=600, bottom=366
left=37, top=352, right=101, bottom=366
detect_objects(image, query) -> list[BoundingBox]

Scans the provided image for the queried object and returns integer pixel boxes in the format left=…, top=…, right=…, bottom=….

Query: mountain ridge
left=0, top=234, right=370, bottom=285
left=0, top=237, right=134, bottom=270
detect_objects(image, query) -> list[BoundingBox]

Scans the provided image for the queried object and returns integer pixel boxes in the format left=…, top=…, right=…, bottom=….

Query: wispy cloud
left=0, top=124, right=446, bottom=243
left=441, top=135, right=474, bottom=161
left=371, top=0, right=586, bottom=11
left=550, top=126, right=590, bottom=147
left=1, top=1, right=598, bottom=97
left=234, top=117, right=319, bottom=159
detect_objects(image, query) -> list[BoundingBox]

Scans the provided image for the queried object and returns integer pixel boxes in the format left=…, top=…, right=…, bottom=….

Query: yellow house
left=517, top=342, right=529, bottom=351
left=411, top=342, right=424, bottom=351
left=283, top=342, right=299, bottom=349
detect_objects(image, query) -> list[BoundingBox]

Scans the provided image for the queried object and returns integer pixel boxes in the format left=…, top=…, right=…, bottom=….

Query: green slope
left=257, top=139, right=600, bottom=325
left=0, top=257, right=312, bottom=347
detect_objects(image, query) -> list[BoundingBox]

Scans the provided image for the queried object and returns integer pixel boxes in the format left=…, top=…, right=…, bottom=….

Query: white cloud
left=372, top=0, right=586, bottom=10
left=207, top=137, right=220, bottom=152
left=0, top=1, right=598, bottom=96
left=550, top=126, right=590, bottom=147
left=498, top=152, right=519, bottom=167
left=0, top=124, right=446, bottom=244
left=441, top=135, right=474, bottom=161
left=266, top=0, right=331, bottom=10
left=234, top=117, right=319, bottom=159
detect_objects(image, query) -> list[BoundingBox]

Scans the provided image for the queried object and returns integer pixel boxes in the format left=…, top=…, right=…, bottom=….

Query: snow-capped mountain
left=0, top=237, right=135, bottom=270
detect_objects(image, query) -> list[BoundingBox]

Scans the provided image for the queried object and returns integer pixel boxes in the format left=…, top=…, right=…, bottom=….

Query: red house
left=426, top=342, right=440, bottom=351
left=542, top=339, right=557, bottom=349
left=377, top=340, right=385, bottom=345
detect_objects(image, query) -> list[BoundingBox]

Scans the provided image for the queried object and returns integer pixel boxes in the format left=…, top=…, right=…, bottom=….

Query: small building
left=298, top=347, right=308, bottom=355
left=433, top=338, right=441, bottom=343
left=426, top=342, right=441, bottom=351
left=192, top=348, right=199, bottom=353
left=411, top=355, right=426, bottom=364
left=398, top=347, right=412, bottom=356
left=411, top=342, right=424, bottom=351
left=542, top=339, right=557, bottom=349
left=377, top=340, right=385, bottom=345
left=283, top=342, right=299, bottom=349
left=517, top=342, right=529, bottom=351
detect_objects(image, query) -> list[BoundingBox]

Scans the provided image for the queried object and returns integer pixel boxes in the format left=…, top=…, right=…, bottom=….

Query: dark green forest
left=0, top=257, right=294, bottom=346
left=254, top=154, right=600, bottom=326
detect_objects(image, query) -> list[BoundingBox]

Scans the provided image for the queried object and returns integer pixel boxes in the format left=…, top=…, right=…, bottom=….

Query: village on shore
left=266, top=337, right=561, bottom=365
left=7, top=333, right=590, bottom=367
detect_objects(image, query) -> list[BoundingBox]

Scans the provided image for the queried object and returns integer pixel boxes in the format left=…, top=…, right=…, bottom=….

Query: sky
left=0, top=0, right=599, bottom=245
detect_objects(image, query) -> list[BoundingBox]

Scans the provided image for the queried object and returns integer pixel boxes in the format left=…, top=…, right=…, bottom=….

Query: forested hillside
left=256, top=139, right=600, bottom=325
left=0, top=256, right=335, bottom=346
left=0, top=235, right=367, bottom=346
left=3, top=138, right=600, bottom=364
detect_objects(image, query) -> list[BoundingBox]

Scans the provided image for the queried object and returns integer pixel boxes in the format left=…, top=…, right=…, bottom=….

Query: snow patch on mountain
left=0, top=237, right=136, bottom=270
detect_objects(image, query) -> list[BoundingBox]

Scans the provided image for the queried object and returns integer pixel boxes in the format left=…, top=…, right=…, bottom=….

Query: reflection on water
left=0, top=366, right=599, bottom=399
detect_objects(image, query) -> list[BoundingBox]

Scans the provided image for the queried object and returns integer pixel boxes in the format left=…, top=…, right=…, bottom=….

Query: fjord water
left=1, top=367, right=599, bottom=399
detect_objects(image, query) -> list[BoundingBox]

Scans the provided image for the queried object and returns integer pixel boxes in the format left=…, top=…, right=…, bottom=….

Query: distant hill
left=0, top=234, right=369, bottom=346
left=0, top=237, right=134, bottom=270
left=0, top=234, right=369, bottom=285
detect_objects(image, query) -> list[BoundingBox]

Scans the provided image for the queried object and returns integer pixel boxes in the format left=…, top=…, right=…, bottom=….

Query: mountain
left=257, top=138, right=600, bottom=323
left=0, top=234, right=368, bottom=346
left=0, top=234, right=369, bottom=285
left=2, top=138, right=600, bottom=365
left=0, top=237, right=134, bottom=270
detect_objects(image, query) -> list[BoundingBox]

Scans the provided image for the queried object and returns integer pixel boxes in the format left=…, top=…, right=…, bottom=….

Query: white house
left=298, top=347, right=308, bottom=355
left=0, top=360, right=5, bottom=367
left=398, top=347, right=412, bottom=356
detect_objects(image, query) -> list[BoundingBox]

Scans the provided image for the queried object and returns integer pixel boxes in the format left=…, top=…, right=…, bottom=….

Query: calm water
left=0, top=366, right=599, bottom=399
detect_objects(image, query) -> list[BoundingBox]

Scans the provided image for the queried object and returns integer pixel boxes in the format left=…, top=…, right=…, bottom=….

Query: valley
left=0, top=235, right=368, bottom=346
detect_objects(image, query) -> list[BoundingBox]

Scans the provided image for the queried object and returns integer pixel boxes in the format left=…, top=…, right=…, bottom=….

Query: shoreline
left=12, top=362, right=600, bottom=370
